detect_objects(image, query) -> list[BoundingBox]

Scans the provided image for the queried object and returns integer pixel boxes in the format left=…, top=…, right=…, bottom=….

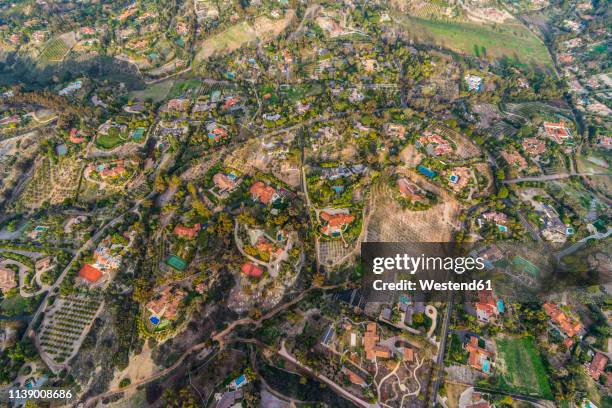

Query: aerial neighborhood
left=0, top=0, right=609, bottom=407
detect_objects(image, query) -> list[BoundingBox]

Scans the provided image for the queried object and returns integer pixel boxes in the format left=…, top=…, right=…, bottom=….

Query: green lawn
left=129, top=80, right=175, bottom=102
left=96, top=133, right=125, bottom=149
left=495, top=336, right=553, bottom=399
left=398, top=16, right=552, bottom=67
left=168, top=79, right=201, bottom=98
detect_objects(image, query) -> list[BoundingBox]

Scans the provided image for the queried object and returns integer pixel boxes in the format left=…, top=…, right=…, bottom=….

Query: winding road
left=504, top=171, right=610, bottom=184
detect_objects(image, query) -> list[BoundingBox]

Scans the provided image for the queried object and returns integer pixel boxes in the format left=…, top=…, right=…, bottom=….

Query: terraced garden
left=39, top=294, right=103, bottom=364
left=38, top=33, right=75, bottom=63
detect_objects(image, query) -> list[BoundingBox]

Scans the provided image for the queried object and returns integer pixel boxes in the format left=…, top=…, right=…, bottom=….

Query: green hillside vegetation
left=397, top=16, right=552, bottom=67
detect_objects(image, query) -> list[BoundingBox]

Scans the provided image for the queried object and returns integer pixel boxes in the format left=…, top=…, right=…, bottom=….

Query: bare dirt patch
left=109, top=343, right=157, bottom=391
left=399, top=144, right=424, bottom=167
left=366, top=181, right=463, bottom=242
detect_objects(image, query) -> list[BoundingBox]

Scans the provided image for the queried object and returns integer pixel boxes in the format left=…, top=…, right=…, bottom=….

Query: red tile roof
left=586, top=352, right=608, bottom=380
left=466, top=336, right=492, bottom=372
left=213, top=173, right=236, bottom=190
left=364, top=322, right=379, bottom=361
left=522, top=137, right=546, bottom=155
left=0, top=267, right=16, bottom=292
left=173, top=223, right=200, bottom=239
left=543, top=302, right=583, bottom=338
left=543, top=122, right=571, bottom=144
left=343, top=367, right=365, bottom=385
left=241, top=262, right=263, bottom=278
left=320, top=212, right=355, bottom=234
left=69, top=128, right=86, bottom=143
left=250, top=181, right=277, bottom=205
left=79, top=264, right=103, bottom=283
left=146, top=286, right=186, bottom=320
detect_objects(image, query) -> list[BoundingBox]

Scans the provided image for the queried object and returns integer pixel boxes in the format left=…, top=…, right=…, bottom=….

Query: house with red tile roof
left=384, top=123, right=406, bottom=139
left=522, top=137, right=546, bottom=156
left=447, top=167, right=471, bottom=191
left=69, top=128, right=86, bottom=143
left=173, top=223, right=201, bottom=240
left=543, top=302, right=584, bottom=342
left=418, top=133, right=453, bottom=156
left=101, top=165, right=125, bottom=178
left=320, top=211, right=355, bottom=236
left=363, top=322, right=392, bottom=361
left=222, top=96, right=239, bottom=110
left=241, top=262, right=263, bottom=278
left=78, top=264, right=103, bottom=284
left=481, top=211, right=508, bottom=227
left=146, top=286, right=186, bottom=321
left=162, top=98, right=190, bottom=113
left=249, top=181, right=279, bottom=205
left=465, top=336, right=493, bottom=374
left=342, top=367, right=366, bottom=386
left=501, top=149, right=528, bottom=171
left=586, top=352, right=608, bottom=381
left=176, top=21, right=189, bottom=35
left=364, top=322, right=379, bottom=361
left=542, top=121, right=572, bottom=144
left=397, top=178, right=425, bottom=202
left=93, top=161, right=125, bottom=178
left=475, top=290, right=501, bottom=322
left=80, top=27, right=96, bottom=36
left=0, top=266, right=16, bottom=293
left=255, top=237, right=283, bottom=259
left=213, top=173, right=237, bottom=192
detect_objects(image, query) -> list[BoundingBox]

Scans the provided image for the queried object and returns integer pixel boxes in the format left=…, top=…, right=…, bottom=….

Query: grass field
left=96, top=133, right=126, bottom=149
left=168, top=79, right=201, bottom=98
left=129, top=80, right=175, bottom=102
left=495, top=336, right=553, bottom=399
left=195, top=22, right=257, bottom=62
left=398, top=16, right=552, bottom=66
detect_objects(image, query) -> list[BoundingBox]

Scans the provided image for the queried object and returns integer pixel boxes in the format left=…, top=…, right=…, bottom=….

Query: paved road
left=0, top=120, right=57, bottom=143
left=554, top=227, right=612, bottom=261
left=504, top=171, right=610, bottom=184
left=278, top=342, right=379, bottom=408
left=430, top=295, right=453, bottom=407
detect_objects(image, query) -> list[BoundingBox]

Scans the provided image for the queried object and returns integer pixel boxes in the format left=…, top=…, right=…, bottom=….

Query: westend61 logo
left=361, top=242, right=494, bottom=301
left=360, top=241, right=606, bottom=303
